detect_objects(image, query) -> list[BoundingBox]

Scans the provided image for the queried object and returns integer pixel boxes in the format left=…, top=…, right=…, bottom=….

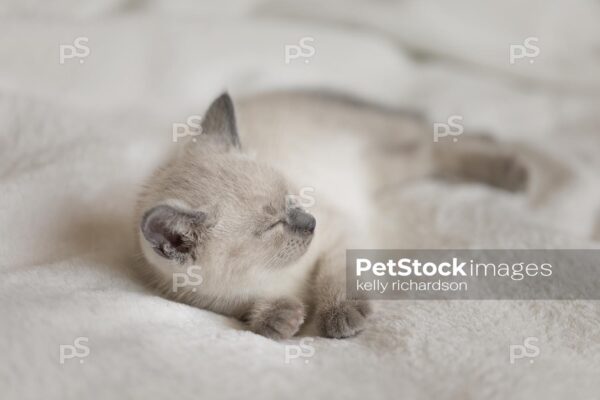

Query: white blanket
left=2, top=1, right=600, bottom=399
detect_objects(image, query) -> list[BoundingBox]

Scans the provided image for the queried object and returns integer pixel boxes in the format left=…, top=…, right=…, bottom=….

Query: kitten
left=135, top=90, right=528, bottom=339
left=135, top=93, right=373, bottom=339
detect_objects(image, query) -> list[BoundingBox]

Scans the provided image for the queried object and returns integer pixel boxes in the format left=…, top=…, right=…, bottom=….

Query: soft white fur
left=1, top=1, right=600, bottom=399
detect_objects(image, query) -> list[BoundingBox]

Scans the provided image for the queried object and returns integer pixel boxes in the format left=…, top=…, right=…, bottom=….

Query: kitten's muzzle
left=286, top=208, right=316, bottom=235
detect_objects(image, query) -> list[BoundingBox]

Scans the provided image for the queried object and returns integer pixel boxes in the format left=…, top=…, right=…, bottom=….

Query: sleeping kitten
left=135, top=91, right=528, bottom=339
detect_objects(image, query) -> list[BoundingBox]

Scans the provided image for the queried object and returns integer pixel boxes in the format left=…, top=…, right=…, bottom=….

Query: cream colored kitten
left=135, top=90, right=528, bottom=339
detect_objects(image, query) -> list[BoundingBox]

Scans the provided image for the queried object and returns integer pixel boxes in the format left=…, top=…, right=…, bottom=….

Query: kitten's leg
left=432, top=134, right=529, bottom=192
left=244, top=298, right=305, bottom=340
left=311, top=249, right=372, bottom=338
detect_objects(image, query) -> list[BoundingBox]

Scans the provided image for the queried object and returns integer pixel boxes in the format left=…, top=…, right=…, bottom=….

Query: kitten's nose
left=287, top=208, right=316, bottom=234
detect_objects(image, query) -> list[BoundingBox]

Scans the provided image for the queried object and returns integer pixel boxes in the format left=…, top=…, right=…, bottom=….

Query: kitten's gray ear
left=201, top=92, right=240, bottom=149
left=140, top=205, right=206, bottom=263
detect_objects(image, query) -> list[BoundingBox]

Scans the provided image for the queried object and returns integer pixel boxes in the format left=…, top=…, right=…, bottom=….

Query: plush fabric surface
left=1, top=1, right=600, bottom=399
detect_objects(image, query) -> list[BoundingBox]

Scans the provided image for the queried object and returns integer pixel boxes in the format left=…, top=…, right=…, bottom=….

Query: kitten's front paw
left=318, top=300, right=371, bottom=339
left=247, top=299, right=305, bottom=340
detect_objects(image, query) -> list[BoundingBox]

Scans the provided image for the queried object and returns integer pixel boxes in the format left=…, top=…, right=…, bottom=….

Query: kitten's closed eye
left=266, top=220, right=283, bottom=230
left=257, top=219, right=285, bottom=237
left=263, top=204, right=277, bottom=216
left=256, top=204, right=286, bottom=236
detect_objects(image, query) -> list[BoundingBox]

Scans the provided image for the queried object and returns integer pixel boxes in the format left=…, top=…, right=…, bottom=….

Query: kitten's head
left=138, top=93, right=316, bottom=289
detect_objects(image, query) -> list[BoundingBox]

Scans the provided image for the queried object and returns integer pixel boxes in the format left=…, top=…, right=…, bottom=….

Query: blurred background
left=2, top=0, right=600, bottom=134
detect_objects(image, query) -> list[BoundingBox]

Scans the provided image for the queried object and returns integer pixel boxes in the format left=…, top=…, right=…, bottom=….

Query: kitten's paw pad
left=318, top=300, right=371, bottom=339
left=249, top=299, right=305, bottom=340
